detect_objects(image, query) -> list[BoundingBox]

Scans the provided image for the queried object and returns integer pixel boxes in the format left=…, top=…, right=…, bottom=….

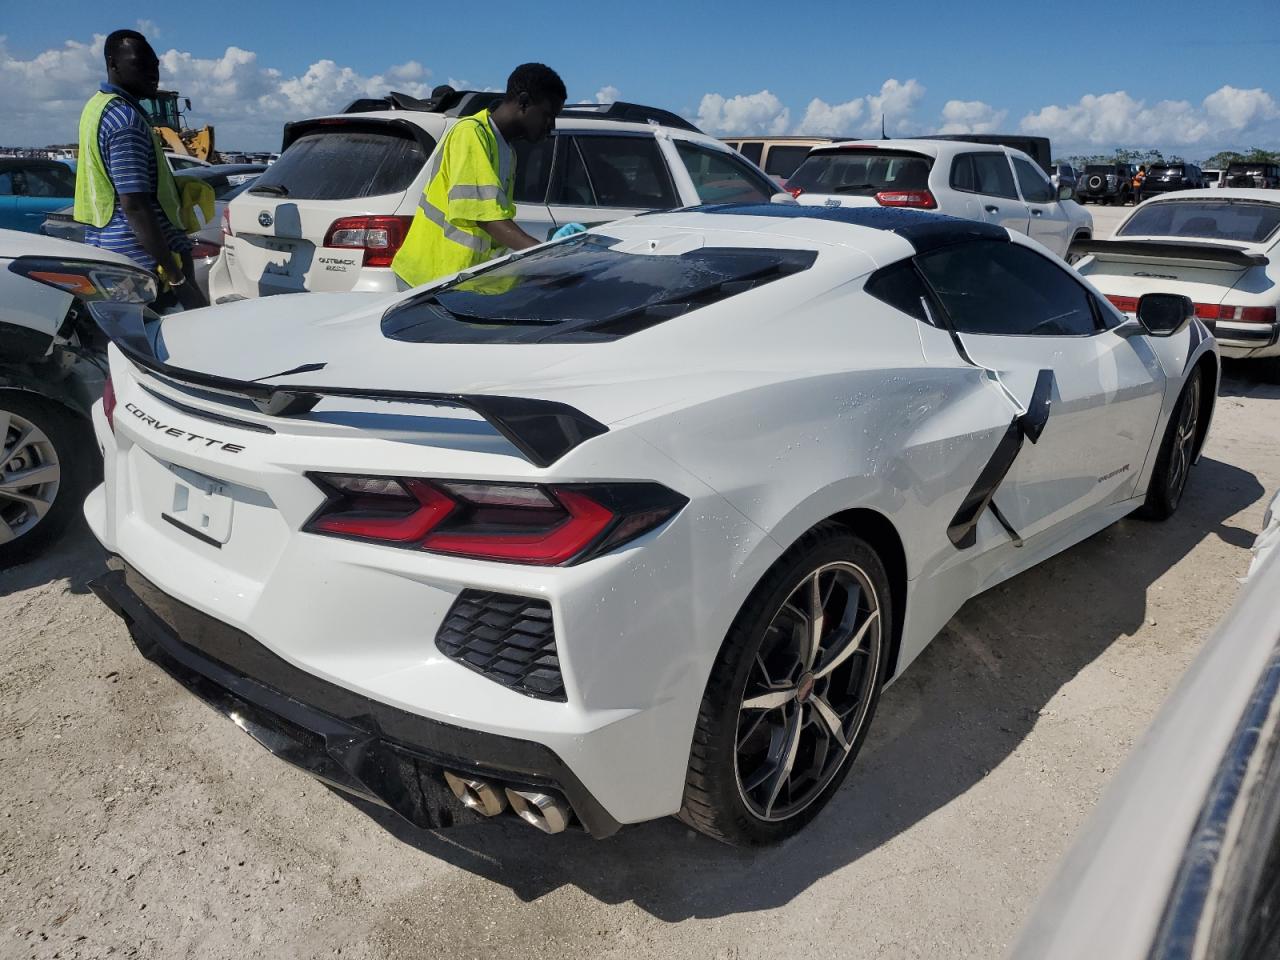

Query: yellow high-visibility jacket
left=392, top=109, right=517, bottom=287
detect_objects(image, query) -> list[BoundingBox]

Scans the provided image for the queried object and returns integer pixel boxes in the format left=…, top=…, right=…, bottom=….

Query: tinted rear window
left=1118, top=200, right=1280, bottom=243
left=1085, top=165, right=1118, bottom=174
left=381, top=234, right=817, bottom=344
left=788, top=150, right=933, bottom=196
left=249, top=127, right=431, bottom=200
left=764, top=145, right=814, bottom=178
left=1149, top=164, right=1185, bottom=176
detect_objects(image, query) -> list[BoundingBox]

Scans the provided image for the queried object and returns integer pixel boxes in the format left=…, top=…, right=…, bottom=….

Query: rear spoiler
left=88, top=302, right=607, bottom=468
left=1068, top=238, right=1267, bottom=268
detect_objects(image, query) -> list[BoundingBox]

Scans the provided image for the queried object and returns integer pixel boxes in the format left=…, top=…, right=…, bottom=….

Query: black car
left=1077, top=163, right=1136, bottom=205
left=1138, top=163, right=1205, bottom=201
left=1224, top=162, right=1280, bottom=189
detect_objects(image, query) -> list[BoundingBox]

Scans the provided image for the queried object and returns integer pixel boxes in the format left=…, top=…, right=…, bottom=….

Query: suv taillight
left=220, top=204, right=232, bottom=241
left=303, top=475, right=687, bottom=566
left=323, top=215, right=414, bottom=268
left=875, top=189, right=937, bottom=209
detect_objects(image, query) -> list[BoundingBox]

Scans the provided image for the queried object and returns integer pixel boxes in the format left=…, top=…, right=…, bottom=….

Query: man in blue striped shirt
left=80, top=30, right=205, bottom=309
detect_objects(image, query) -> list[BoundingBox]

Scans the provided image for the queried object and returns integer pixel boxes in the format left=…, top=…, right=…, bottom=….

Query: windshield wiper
left=833, top=183, right=877, bottom=194
left=249, top=183, right=289, bottom=197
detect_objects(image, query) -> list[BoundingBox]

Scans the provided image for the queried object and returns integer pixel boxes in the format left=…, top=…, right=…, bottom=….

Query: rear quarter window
left=248, top=126, right=432, bottom=201
left=789, top=150, right=933, bottom=197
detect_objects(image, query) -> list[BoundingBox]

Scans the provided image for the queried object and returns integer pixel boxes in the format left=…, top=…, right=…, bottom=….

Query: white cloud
left=1019, top=85, right=1280, bottom=150
left=0, top=33, right=437, bottom=149
left=797, top=97, right=864, bottom=137
left=865, top=78, right=926, bottom=134
left=695, top=90, right=790, bottom=136
left=937, top=99, right=1008, bottom=135
left=136, top=20, right=161, bottom=39
left=595, top=84, right=620, bottom=104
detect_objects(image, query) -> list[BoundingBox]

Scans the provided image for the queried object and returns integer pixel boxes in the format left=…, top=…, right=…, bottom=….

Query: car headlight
left=8, top=256, right=158, bottom=304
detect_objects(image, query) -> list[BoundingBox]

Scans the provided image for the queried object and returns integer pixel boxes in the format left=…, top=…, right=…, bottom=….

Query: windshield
left=1118, top=200, right=1280, bottom=243
left=381, top=234, right=817, bottom=344
left=787, top=150, right=933, bottom=196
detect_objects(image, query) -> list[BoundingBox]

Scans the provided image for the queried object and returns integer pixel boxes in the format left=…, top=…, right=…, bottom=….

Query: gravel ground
left=4, top=202, right=1278, bottom=960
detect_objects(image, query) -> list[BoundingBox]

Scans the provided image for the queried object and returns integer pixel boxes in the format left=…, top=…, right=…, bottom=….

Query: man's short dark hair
left=505, top=64, right=567, bottom=106
left=104, top=29, right=148, bottom=65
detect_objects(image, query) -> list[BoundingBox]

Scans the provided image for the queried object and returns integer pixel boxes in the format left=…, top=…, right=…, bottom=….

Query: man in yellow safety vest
left=391, top=64, right=568, bottom=288
left=74, top=28, right=206, bottom=309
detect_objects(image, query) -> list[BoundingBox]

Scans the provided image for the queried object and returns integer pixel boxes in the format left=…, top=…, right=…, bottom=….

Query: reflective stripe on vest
left=73, top=91, right=183, bottom=231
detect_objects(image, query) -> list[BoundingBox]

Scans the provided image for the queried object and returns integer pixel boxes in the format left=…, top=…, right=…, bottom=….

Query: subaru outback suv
left=209, top=91, right=781, bottom=301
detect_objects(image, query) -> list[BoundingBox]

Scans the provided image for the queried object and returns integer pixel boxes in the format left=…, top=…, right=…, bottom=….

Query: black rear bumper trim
left=88, top=561, right=621, bottom=838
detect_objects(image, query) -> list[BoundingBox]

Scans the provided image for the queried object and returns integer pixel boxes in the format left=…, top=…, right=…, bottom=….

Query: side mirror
left=1058, top=183, right=1074, bottom=201
left=184, top=98, right=192, bottom=112
left=1137, top=293, right=1194, bottom=337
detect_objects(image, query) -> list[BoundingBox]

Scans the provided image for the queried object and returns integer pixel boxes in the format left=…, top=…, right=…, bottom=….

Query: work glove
left=551, top=222, right=588, bottom=240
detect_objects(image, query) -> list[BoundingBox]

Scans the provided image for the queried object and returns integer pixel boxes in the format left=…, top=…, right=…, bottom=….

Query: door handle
left=985, top=205, right=999, bottom=214
left=1031, top=208, right=1043, bottom=216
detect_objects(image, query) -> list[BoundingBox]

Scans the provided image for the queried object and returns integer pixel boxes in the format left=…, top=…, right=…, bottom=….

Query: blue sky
left=3, top=1, right=1278, bottom=156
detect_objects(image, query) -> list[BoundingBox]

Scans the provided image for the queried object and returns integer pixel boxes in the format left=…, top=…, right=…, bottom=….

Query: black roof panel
left=689, top=202, right=1008, bottom=252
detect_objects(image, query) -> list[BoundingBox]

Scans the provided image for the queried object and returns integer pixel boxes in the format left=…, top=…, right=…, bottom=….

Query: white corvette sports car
left=84, top=205, right=1217, bottom=845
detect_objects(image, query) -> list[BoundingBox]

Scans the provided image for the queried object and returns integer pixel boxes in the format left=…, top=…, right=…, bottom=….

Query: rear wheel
left=0, top=393, right=92, bottom=566
left=1138, top=369, right=1203, bottom=520
left=680, top=523, right=890, bottom=845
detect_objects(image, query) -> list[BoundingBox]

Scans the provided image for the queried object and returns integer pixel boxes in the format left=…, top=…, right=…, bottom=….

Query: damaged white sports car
left=84, top=204, right=1216, bottom=845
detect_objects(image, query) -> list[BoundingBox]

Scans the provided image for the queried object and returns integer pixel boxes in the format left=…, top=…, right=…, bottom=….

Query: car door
left=0, top=170, right=17, bottom=231
left=511, top=137, right=556, bottom=240
left=670, top=139, right=777, bottom=205
left=950, top=152, right=1029, bottom=236
left=547, top=133, right=681, bottom=230
left=1013, top=155, right=1073, bottom=257
left=17, top=163, right=77, bottom=234
left=915, top=238, right=1166, bottom=542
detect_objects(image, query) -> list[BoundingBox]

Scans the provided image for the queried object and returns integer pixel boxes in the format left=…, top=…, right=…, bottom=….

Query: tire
left=679, top=522, right=891, bottom=845
left=0, top=392, right=93, bottom=567
left=1137, top=368, right=1203, bottom=521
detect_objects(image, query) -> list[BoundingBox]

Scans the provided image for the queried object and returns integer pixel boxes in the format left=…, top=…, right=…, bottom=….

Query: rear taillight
left=220, top=204, right=232, bottom=241
left=875, top=189, right=937, bottom=209
left=303, top=475, right=686, bottom=566
left=786, top=185, right=804, bottom=198
left=323, top=215, right=414, bottom=268
left=190, top=239, right=221, bottom=259
left=1105, top=295, right=1276, bottom=326
left=102, top=376, right=117, bottom=433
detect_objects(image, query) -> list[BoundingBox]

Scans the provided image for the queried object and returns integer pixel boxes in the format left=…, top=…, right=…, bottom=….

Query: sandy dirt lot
left=4, top=203, right=1278, bottom=960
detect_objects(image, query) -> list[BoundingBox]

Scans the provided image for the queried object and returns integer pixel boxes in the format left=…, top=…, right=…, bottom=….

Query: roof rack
left=341, top=88, right=702, bottom=133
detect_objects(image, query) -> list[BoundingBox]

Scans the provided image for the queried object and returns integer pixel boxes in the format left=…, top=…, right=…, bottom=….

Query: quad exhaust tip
left=505, top=788, right=571, bottom=834
left=443, top=771, right=508, bottom=818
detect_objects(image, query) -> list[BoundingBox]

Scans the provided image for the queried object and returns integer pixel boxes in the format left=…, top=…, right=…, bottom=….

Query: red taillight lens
left=102, top=376, right=117, bottom=433
left=323, top=215, right=414, bottom=268
left=786, top=185, right=804, bottom=198
left=190, top=239, right=221, bottom=259
left=1105, top=295, right=1276, bottom=326
left=220, top=204, right=232, bottom=241
left=875, top=189, right=937, bottom=209
left=1105, top=294, right=1139, bottom=313
left=304, top=475, right=686, bottom=566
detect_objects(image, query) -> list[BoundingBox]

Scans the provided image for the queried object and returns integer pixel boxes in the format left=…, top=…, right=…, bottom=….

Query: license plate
left=162, top=463, right=234, bottom=546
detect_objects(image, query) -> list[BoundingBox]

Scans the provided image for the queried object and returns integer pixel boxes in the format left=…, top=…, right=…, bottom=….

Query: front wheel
left=0, top=393, right=92, bottom=566
left=679, top=523, right=890, bottom=845
left=1138, top=369, right=1203, bottom=520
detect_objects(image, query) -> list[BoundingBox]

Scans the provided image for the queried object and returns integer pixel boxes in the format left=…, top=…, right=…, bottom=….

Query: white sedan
left=1073, top=189, right=1280, bottom=361
left=85, top=204, right=1214, bottom=845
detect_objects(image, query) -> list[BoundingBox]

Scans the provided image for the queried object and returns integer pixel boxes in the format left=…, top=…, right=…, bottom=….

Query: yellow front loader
left=140, top=90, right=217, bottom=162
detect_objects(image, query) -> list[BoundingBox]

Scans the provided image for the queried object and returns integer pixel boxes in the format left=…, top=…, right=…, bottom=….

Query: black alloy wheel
left=680, top=524, right=890, bottom=845
left=1139, top=368, right=1203, bottom=521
